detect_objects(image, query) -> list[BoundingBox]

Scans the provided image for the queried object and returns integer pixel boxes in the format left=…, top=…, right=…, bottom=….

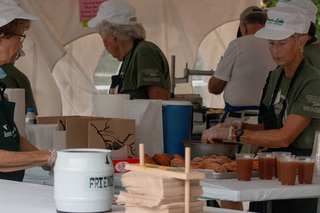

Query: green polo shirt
left=262, top=64, right=320, bottom=149
left=119, top=40, right=170, bottom=99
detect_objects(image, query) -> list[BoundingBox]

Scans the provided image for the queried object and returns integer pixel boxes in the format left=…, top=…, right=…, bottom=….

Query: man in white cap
left=88, top=0, right=170, bottom=100
left=0, top=0, right=56, bottom=182
left=203, top=6, right=320, bottom=212
left=276, top=0, right=320, bottom=69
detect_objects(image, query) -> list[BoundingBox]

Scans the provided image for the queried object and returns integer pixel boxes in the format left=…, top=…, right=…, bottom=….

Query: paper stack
left=117, top=171, right=205, bottom=213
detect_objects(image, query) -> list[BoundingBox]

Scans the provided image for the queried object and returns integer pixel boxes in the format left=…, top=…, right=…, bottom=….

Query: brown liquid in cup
left=274, top=157, right=278, bottom=178
left=258, top=157, right=275, bottom=180
left=236, top=158, right=253, bottom=181
left=298, top=161, right=315, bottom=184
left=280, top=161, right=298, bottom=185
left=277, top=159, right=281, bottom=181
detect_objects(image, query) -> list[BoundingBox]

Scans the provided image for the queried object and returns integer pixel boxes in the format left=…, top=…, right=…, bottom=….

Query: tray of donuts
left=189, top=155, right=259, bottom=179
left=144, top=153, right=259, bottom=179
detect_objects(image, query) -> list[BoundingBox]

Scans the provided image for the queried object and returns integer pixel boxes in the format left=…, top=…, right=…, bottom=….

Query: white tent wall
left=13, top=0, right=262, bottom=116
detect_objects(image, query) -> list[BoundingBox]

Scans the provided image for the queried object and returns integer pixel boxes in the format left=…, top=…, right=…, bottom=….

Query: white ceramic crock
left=54, top=148, right=114, bottom=213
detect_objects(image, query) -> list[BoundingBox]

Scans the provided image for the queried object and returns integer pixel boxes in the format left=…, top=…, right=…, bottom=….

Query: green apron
left=0, top=82, right=24, bottom=181
left=110, top=39, right=141, bottom=95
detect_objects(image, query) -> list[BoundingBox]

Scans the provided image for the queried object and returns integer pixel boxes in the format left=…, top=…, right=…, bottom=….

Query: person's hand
left=41, top=149, right=57, bottom=171
left=202, top=126, right=234, bottom=144
left=218, top=120, right=242, bottom=129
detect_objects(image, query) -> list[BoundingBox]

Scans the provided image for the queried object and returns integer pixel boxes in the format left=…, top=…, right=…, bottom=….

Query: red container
left=113, top=158, right=139, bottom=173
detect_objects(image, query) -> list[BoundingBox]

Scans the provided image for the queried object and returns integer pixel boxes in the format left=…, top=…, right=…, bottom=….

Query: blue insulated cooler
left=162, top=101, right=193, bottom=157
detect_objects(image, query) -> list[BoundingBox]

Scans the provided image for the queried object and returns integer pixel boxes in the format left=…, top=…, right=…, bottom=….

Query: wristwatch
left=235, top=129, right=243, bottom=142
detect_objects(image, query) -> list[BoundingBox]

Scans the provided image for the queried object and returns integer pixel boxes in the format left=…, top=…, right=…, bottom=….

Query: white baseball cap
left=255, top=7, right=310, bottom=40
left=276, top=0, right=317, bottom=23
left=88, top=0, right=138, bottom=28
left=0, top=0, right=39, bottom=28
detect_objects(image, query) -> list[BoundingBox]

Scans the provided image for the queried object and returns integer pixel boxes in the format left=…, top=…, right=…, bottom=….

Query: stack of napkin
left=117, top=171, right=204, bottom=213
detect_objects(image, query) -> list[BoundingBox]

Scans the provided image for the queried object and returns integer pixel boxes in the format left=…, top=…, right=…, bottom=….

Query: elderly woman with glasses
left=202, top=7, right=320, bottom=213
left=0, top=0, right=56, bottom=182
left=0, top=10, right=38, bottom=115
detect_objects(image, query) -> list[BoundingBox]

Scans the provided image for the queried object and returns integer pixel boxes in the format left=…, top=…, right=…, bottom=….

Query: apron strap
left=220, top=102, right=259, bottom=123
left=0, top=82, right=6, bottom=100
left=116, top=39, right=141, bottom=94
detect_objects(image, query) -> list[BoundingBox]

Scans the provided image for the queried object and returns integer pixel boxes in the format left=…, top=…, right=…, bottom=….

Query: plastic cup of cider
left=272, top=151, right=291, bottom=180
left=235, top=153, right=255, bottom=181
left=257, top=152, right=275, bottom=180
left=296, top=156, right=315, bottom=184
left=279, top=155, right=297, bottom=185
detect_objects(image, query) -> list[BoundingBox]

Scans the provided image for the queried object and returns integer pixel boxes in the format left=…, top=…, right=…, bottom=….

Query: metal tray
left=192, top=169, right=259, bottom=179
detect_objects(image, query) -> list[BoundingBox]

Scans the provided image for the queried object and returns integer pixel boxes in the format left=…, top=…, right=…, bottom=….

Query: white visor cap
left=255, top=7, right=310, bottom=40
left=276, top=0, right=317, bottom=23
left=0, top=0, right=39, bottom=28
left=88, top=0, right=138, bottom=28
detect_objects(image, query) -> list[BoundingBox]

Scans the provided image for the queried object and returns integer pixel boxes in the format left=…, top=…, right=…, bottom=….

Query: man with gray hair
left=208, top=6, right=276, bottom=153
left=208, top=6, right=276, bottom=123
left=88, top=0, right=170, bottom=100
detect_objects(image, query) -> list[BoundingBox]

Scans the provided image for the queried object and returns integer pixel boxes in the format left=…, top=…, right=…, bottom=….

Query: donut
left=252, top=160, right=259, bottom=171
left=192, top=157, right=204, bottom=163
left=190, top=162, right=205, bottom=169
left=144, top=154, right=158, bottom=165
left=162, top=153, right=173, bottom=163
left=170, top=158, right=185, bottom=167
left=223, top=161, right=237, bottom=172
left=152, top=153, right=170, bottom=166
left=172, top=154, right=184, bottom=161
left=203, top=158, right=224, bottom=165
left=218, top=156, right=234, bottom=164
left=205, top=162, right=228, bottom=173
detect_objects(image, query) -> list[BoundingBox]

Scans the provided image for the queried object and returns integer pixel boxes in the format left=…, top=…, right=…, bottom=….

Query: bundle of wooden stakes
left=116, top=144, right=206, bottom=213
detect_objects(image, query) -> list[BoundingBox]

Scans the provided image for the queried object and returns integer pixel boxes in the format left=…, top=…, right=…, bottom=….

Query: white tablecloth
left=201, top=176, right=320, bottom=202
left=22, top=169, right=248, bottom=213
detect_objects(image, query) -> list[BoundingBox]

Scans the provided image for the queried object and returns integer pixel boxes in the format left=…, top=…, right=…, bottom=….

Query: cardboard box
left=113, top=158, right=139, bottom=173
left=66, top=117, right=135, bottom=158
left=37, top=116, right=82, bottom=131
left=39, top=116, right=135, bottom=158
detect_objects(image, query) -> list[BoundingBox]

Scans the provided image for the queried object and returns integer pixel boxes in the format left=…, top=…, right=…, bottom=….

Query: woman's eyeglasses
left=15, top=50, right=21, bottom=60
left=11, top=33, right=26, bottom=43
left=1, top=33, right=26, bottom=43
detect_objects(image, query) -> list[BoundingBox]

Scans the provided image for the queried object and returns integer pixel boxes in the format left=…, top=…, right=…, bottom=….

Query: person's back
left=208, top=6, right=277, bottom=124
left=216, top=34, right=276, bottom=107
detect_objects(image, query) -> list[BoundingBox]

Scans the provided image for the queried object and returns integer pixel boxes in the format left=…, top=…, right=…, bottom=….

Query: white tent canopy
left=14, top=0, right=262, bottom=116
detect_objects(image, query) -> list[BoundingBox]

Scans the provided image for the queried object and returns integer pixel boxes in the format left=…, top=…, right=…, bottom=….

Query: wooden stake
left=139, top=143, right=144, bottom=166
left=185, top=147, right=190, bottom=213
